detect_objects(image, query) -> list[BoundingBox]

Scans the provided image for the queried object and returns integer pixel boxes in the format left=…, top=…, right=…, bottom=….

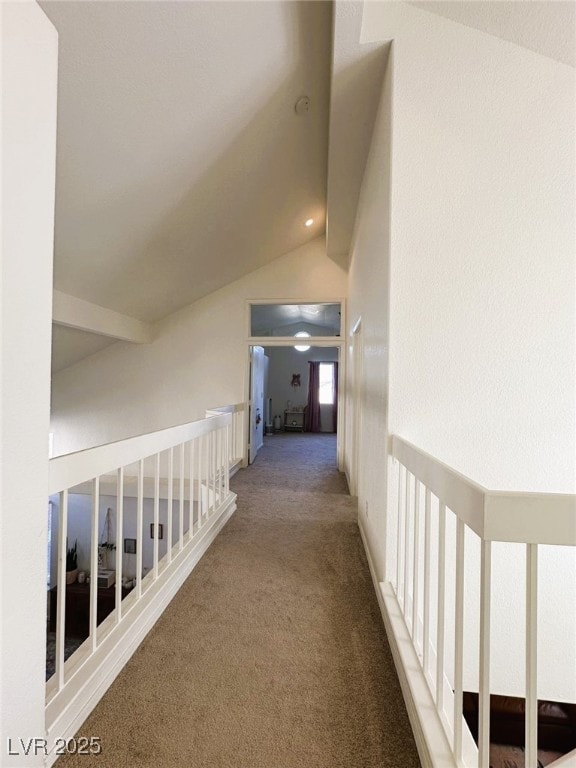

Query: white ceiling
left=51, top=325, right=115, bottom=373
left=45, top=0, right=573, bottom=373
left=41, top=0, right=332, bottom=324
left=408, top=1, right=575, bottom=67
left=326, top=2, right=390, bottom=265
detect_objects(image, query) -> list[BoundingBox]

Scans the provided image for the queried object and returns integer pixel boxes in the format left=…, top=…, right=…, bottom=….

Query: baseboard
left=44, top=494, right=236, bottom=767
left=358, top=521, right=456, bottom=768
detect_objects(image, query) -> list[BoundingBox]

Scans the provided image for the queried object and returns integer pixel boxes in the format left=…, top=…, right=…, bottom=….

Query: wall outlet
left=365, top=500, right=369, bottom=517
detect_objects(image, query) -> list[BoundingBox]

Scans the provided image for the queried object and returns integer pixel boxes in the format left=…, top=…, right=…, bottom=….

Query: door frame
left=245, top=298, right=347, bottom=471
left=350, top=318, right=363, bottom=496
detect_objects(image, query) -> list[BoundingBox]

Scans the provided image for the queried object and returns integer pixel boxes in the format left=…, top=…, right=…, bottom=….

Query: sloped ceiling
left=408, top=1, right=575, bottom=67
left=51, top=326, right=115, bottom=373
left=41, top=0, right=332, bottom=324
left=44, top=0, right=573, bottom=373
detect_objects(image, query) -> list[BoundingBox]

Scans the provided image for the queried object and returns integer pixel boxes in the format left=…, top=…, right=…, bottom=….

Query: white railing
left=45, top=405, right=245, bottom=761
left=384, top=435, right=576, bottom=768
left=205, top=402, right=247, bottom=471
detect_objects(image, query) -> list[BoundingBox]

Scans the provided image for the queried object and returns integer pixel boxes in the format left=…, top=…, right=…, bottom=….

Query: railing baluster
left=478, top=540, right=492, bottom=768
left=189, top=438, right=195, bottom=536
left=454, top=517, right=465, bottom=762
left=404, top=469, right=411, bottom=622
left=167, top=448, right=173, bottom=564
left=396, top=463, right=403, bottom=599
left=215, top=428, right=220, bottom=505
left=201, top=433, right=208, bottom=520
left=90, top=478, right=99, bottom=651
left=115, top=468, right=124, bottom=624
left=423, top=488, right=432, bottom=680
left=225, top=424, right=230, bottom=494
left=179, top=443, right=184, bottom=550
left=197, top=433, right=203, bottom=525
left=136, top=459, right=144, bottom=597
left=153, top=453, right=160, bottom=579
left=217, top=428, right=223, bottom=503
left=412, top=480, right=421, bottom=647
left=211, top=430, right=216, bottom=513
left=191, top=437, right=202, bottom=530
left=56, top=489, right=69, bottom=690
left=436, top=501, right=446, bottom=711
left=526, top=543, right=538, bottom=767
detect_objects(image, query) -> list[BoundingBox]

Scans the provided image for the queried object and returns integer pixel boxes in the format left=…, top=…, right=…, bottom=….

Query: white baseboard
left=44, top=494, right=236, bottom=767
left=358, top=520, right=456, bottom=768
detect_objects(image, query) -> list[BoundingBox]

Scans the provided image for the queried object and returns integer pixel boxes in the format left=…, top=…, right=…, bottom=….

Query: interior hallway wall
left=51, top=237, right=347, bottom=455
left=346, top=2, right=575, bottom=702
left=1, top=3, right=58, bottom=764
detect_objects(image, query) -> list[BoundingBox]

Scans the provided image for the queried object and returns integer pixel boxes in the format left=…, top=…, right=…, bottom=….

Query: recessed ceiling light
left=305, top=218, right=314, bottom=227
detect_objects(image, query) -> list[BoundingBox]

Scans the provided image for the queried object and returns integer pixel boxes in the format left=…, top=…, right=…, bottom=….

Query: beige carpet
left=59, top=434, right=420, bottom=768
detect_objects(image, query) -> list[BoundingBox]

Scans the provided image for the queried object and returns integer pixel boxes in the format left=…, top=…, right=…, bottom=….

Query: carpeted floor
left=59, top=433, right=420, bottom=768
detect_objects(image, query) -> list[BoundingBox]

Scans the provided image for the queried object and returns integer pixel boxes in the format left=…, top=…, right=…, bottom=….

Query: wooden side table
left=284, top=410, right=305, bottom=432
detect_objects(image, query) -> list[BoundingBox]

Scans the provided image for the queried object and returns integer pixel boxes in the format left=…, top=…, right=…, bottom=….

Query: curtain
left=305, top=361, right=322, bottom=433
left=332, top=361, right=339, bottom=433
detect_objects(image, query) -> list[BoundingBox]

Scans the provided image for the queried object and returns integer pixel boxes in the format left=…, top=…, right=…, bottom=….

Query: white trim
left=247, top=336, right=342, bottom=346
left=358, top=520, right=456, bottom=768
left=53, top=290, right=151, bottom=344
left=44, top=493, right=236, bottom=766
left=49, top=413, right=231, bottom=495
left=547, top=749, right=576, bottom=767
left=391, top=435, right=576, bottom=546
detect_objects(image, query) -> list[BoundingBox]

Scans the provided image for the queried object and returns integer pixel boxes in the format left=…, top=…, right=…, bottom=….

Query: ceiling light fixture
left=305, top=218, right=314, bottom=227
left=294, top=331, right=311, bottom=352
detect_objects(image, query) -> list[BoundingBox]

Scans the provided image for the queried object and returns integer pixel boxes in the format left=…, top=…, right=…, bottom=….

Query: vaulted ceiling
left=44, top=0, right=574, bottom=373
left=42, top=0, right=332, bottom=325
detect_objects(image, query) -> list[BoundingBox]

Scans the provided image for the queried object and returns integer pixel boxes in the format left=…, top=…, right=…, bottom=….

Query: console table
left=49, top=582, right=132, bottom=639
left=284, top=409, right=306, bottom=432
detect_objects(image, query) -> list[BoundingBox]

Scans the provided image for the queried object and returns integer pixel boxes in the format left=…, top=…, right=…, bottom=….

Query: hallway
left=60, top=434, right=419, bottom=768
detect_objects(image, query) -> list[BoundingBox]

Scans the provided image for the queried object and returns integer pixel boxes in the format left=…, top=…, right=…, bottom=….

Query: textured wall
left=1, top=3, right=58, bottom=763
left=51, top=238, right=347, bottom=455
left=347, top=2, right=575, bottom=701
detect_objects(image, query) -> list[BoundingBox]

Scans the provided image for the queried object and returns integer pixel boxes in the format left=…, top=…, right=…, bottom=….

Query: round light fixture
left=305, top=218, right=314, bottom=227
left=294, top=331, right=311, bottom=352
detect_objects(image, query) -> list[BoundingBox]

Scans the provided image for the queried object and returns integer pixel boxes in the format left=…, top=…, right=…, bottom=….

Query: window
left=319, top=363, right=335, bottom=405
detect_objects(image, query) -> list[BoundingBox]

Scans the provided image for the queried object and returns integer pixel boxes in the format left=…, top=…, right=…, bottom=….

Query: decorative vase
left=66, top=568, right=78, bottom=585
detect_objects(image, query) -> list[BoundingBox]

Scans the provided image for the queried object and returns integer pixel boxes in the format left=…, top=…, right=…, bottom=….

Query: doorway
left=248, top=345, right=266, bottom=464
left=248, top=344, right=341, bottom=465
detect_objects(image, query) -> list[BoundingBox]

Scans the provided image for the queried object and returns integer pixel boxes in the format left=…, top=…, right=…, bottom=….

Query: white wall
left=363, top=2, right=576, bottom=494
left=264, top=346, right=339, bottom=431
left=49, top=494, right=190, bottom=593
left=346, top=2, right=575, bottom=701
left=51, top=237, right=347, bottom=455
left=0, top=3, right=58, bottom=764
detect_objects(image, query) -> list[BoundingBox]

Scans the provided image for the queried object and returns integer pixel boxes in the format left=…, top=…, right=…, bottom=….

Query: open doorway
left=248, top=344, right=341, bottom=465
left=264, top=346, right=339, bottom=435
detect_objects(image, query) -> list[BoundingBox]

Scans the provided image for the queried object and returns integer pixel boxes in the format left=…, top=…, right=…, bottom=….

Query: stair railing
left=45, top=405, right=244, bottom=763
left=384, top=435, right=575, bottom=768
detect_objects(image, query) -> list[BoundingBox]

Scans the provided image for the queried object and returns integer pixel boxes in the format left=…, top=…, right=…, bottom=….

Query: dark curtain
left=332, top=361, right=339, bottom=433
left=305, top=361, right=322, bottom=432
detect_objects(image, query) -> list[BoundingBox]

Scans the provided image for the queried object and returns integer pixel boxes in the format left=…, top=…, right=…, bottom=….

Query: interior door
left=249, top=345, right=265, bottom=464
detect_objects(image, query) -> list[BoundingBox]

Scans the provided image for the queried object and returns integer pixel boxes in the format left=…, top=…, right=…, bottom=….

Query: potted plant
left=66, top=539, right=78, bottom=584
